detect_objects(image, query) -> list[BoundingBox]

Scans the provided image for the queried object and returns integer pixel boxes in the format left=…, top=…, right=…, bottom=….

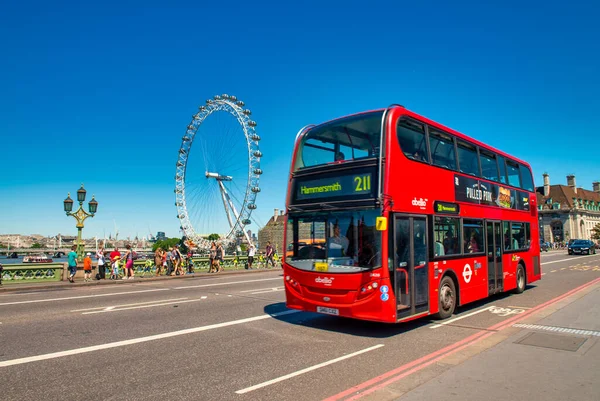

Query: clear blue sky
left=1, top=0, right=598, bottom=240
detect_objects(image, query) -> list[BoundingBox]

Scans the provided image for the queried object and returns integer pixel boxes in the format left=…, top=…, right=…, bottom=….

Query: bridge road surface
left=1, top=252, right=599, bottom=401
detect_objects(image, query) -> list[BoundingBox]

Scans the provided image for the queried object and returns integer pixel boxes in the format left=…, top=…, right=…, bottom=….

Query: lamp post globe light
left=63, top=184, right=98, bottom=262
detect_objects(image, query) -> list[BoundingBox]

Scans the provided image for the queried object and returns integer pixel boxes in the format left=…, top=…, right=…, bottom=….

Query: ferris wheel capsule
left=222, top=94, right=229, bottom=99
left=243, top=109, right=251, bottom=115
left=253, top=169, right=262, bottom=175
left=253, top=150, right=262, bottom=158
left=252, top=134, right=260, bottom=141
left=251, top=187, right=261, bottom=193
left=236, top=100, right=245, bottom=107
left=214, top=95, right=221, bottom=100
left=230, top=95, right=237, bottom=101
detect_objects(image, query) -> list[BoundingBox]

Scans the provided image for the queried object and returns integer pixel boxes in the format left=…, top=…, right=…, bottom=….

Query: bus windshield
left=293, top=111, right=383, bottom=171
left=286, top=209, right=382, bottom=273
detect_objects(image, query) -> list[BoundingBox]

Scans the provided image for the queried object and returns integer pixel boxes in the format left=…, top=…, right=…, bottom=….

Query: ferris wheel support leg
left=218, top=181, right=235, bottom=230
left=218, top=181, right=252, bottom=244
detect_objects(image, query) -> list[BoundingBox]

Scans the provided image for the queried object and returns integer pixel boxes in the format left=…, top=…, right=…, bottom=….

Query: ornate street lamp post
left=63, top=184, right=98, bottom=262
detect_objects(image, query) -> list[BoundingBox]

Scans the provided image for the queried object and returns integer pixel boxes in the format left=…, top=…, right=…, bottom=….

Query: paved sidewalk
left=396, top=284, right=600, bottom=401
left=0, top=267, right=279, bottom=293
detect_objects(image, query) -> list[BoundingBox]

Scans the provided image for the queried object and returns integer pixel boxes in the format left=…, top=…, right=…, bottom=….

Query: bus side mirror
left=376, top=217, right=387, bottom=231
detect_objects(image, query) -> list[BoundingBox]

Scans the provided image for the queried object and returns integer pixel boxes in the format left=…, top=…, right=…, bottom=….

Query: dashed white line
left=0, top=288, right=170, bottom=306
left=0, top=310, right=300, bottom=367
left=71, top=298, right=189, bottom=312
left=82, top=298, right=205, bottom=314
left=174, top=277, right=281, bottom=289
left=235, top=344, right=385, bottom=394
left=430, top=306, right=495, bottom=329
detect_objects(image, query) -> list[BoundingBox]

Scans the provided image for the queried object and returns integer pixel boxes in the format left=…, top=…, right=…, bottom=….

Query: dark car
left=567, top=239, right=597, bottom=255
left=540, top=241, right=549, bottom=252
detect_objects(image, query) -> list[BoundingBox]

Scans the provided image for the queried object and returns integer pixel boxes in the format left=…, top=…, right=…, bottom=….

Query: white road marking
left=513, top=323, right=600, bottom=337
left=542, top=255, right=600, bottom=265
left=430, top=306, right=494, bottom=329
left=174, top=277, right=281, bottom=289
left=0, top=288, right=170, bottom=306
left=249, top=288, right=284, bottom=295
left=239, top=287, right=283, bottom=293
left=235, top=344, right=385, bottom=394
left=82, top=298, right=205, bottom=314
left=507, top=306, right=532, bottom=309
left=0, top=310, right=299, bottom=367
left=71, top=298, right=189, bottom=312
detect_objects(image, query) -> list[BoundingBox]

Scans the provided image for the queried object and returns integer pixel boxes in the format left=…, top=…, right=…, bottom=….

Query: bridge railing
left=1, top=263, right=64, bottom=284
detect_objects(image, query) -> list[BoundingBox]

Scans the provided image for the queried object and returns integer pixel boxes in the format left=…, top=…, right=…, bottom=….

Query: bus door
left=393, top=215, right=429, bottom=320
left=486, top=221, right=503, bottom=294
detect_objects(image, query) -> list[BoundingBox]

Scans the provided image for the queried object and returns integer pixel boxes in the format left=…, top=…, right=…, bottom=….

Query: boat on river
left=22, top=254, right=54, bottom=263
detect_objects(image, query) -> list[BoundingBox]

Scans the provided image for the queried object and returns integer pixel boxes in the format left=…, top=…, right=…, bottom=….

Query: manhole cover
left=515, top=332, right=587, bottom=352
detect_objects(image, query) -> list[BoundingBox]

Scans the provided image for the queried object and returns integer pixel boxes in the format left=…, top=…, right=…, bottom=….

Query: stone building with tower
left=257, top=209, right=286, bottom=256
left=536, top=174, right=600, bottom=243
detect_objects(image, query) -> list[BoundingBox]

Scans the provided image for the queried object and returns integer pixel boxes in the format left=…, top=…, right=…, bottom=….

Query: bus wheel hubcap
left=441, top=285, right=453, bottom=311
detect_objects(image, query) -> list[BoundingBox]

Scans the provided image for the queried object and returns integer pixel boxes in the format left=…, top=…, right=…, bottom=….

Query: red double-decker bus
left=283, top=105, right=541, bottom=323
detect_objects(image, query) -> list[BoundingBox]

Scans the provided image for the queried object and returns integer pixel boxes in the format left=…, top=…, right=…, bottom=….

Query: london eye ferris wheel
left=175, top=94, right=262, bottom=249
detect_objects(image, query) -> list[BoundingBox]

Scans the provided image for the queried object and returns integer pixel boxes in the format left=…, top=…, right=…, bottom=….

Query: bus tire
left=515, top=264, right=526, bottom=294
left=435, top=276, right=456, bottom=320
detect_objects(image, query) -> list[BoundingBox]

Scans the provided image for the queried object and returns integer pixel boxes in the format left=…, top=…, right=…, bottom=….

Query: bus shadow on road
left=264, top=303, right=431, bottom=338
left=264, top=284, right=538, bottom=338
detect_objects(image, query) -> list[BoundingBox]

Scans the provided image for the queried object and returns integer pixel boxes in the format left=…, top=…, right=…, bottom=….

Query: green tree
left=31, top=243, right=42, bottom=249
left=152, top=238, right=180, bottom=252
left=207, top=233, right=220, bottom=241
left=0, top=243, right=6, bottom=249
left=591, top=223, right=600, bottom=241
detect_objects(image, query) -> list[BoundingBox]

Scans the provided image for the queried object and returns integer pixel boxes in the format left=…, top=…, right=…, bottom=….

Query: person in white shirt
left=247, top=244, right=256, bottom=269
left=328, top=224, right=349, bottom=257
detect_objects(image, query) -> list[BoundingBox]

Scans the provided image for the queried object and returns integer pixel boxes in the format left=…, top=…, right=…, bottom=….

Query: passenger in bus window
left=443, top=231, right=457, bottom=255
left=335, top=151, right=345, bottom=161
left=468, top=232, right=480, bottom=253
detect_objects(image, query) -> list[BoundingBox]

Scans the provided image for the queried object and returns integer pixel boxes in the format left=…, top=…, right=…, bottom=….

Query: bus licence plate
left=317, top=306, right=339, bottom=316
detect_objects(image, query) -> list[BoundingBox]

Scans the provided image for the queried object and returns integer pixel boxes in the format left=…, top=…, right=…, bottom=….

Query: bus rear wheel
left=435, top=276, right=456, bottom=320
left=514, top=264, right=526, bottom=294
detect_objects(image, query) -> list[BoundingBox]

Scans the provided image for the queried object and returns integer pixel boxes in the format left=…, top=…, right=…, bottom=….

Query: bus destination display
left=295, top=172, right=374, bottom=202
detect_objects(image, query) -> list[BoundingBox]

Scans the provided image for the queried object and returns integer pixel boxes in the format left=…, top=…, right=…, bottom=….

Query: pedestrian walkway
left=0, top=267, right=278, bottom=293
left=394, top=282, right=600, bottom=401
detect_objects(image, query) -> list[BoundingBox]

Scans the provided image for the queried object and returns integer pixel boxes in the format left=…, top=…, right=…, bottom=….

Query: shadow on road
left=264, top=284, right=537, bottom=338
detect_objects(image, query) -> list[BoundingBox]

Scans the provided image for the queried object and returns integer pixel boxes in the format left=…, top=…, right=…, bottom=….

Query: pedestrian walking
left=216, top=242, right=224, bottom=273
left=96, top=247, right=106, bottom=280
left=123, top=244, right=135, bottom=280
left=0, top=262, right=4, bottom=286
left=109, top=247, right=121, bottom=279
left=83, top=253, right=93, bottom=282
left=154, top=248, right=164, bottom=276
left=247, top=244, right=256, bottom=269
left=67, top=245, right=78, bottom=283
left=209, top=242, right=217, bottom=273
left=166, top=248, right=174, bottom=275
left=265, top=241, right=275, bottom=268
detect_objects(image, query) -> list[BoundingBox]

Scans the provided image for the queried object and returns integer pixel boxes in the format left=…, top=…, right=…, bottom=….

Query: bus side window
left=397, top=119, right=429, bottom=163
left=429, top=129, right=456, bottom=170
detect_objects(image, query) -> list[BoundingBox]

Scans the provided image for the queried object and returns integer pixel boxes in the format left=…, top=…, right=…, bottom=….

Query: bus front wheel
left=435, top=276, right=456, bottom=320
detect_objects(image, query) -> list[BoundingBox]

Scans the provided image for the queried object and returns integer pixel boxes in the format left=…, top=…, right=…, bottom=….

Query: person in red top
left=83, top=253, right=93, bottom=282
left=109, top=247, right=121, bottom=279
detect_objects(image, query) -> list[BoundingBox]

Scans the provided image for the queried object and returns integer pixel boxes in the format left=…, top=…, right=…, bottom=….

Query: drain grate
left=513, top=323, right=600, bottom=337
left=515, top=332, right=587, bottom=352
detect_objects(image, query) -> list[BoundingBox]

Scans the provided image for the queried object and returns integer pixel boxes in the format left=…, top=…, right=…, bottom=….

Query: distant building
left=156, top=231, right=166, bottom=241
left=258, top=209, right=286, bottom=255
left=536, top=174, right=600, bottom=242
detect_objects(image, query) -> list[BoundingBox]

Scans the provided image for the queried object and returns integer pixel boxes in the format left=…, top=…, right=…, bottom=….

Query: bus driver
left=328, top=223, right=349, bottom=257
